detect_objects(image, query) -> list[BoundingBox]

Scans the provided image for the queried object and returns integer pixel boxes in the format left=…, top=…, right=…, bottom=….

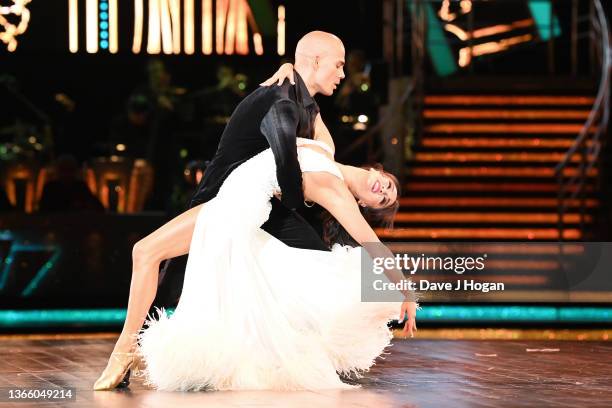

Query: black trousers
left=261, top=197, right=329, bottom=251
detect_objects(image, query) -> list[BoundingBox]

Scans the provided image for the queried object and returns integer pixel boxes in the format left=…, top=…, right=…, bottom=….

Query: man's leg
left=261, top=198, right=329, bottom=251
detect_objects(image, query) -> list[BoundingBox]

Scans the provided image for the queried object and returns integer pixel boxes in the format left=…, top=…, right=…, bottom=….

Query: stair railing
left=555, top=0, right=610, bottom=241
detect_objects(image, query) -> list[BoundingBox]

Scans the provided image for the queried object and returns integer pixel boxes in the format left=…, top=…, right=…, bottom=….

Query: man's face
left=313, top=46, right=345, bottom=96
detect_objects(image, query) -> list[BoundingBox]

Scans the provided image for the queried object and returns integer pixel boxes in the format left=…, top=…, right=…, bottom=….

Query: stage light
left=147, top=0, right=162, bottom=54
left=215, top=0, right=228, bottom=54
left=100, top=40, right=108, bottom=49
left=133, top=0, right=144, bottom=53
left=69, top=0, right=78, bottom=52
left=184, top=0, right=194, bottom=54
left=100, top=11, right=108, bottom=20
left=108, top=0, right=118, bottom=53
left=253, top=33, right=263, bottom=55
left=201, top=0, right=212, bottom=54
left=100, top=31, right=108, bottom=39
left=358, top=114, right=369, bottom=123
left=116, top=144, right=126, bottom=152
left=28, top=136, right=36, bottom=144
left=360, top=83, right=369, bottom=92
left=180, top=149, right=188, bottom=158
left=99, top=2, right=108, bottom=11
left=277, top=5, right=285, bottom=56
left=100, top=21, right=108, bottom=29
left=160, top=0, right=174, bottom=54
left=86, top=0, right=99, bottom=53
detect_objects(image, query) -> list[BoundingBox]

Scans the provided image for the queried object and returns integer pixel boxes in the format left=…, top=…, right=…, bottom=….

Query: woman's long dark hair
left=322, top=163, right=401, bottom=247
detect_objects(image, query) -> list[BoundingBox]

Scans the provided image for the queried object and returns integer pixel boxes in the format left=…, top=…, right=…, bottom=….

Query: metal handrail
left=555, top=0, right=610, bottom=241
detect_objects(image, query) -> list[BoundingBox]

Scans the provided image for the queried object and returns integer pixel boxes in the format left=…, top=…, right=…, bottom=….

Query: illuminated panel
left=108, top=0, right=118, bottom=53
left=277, top=5, right=285, bottom=55
left=224, top=0, right=237, bottom=54
left=253, top=32, right=263, bottom=55
left=160, top=0, right=173, bottom=54
left=235, top=0, right=248, bottom=55
left=86, top=0, right=99, bottom=53
left=216, top=0, right=228, bottom=54
left=147, top=0, right=162, bottom=54
left=202, top=0, right=212, bottom=54
left=133, top=0, right=144, bottom=53
left=184, top=0, right=194, bottom=54
left=169, top=0, right=181, bottom=54
left=69, top=0, right=78, bottom=52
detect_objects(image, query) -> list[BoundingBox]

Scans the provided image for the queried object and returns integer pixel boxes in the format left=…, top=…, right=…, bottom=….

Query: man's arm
left=313, top=113, right=335, bottom=154
left=260, top=99, right=303, bottom=209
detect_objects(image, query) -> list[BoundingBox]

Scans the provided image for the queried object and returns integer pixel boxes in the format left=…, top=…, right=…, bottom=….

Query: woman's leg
left=112, top=203, right=204, bottom=353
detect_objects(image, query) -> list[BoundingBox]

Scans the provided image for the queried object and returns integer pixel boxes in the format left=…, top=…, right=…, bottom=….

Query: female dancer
left=93, top=72, right=417, bottom=393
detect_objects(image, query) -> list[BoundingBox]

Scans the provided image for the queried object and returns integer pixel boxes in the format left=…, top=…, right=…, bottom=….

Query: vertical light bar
left=133, top=0, right=144, bottom=53
left=216, top=0, right=228, bottom=54
left=224, top=0, right=237, bottom=54
left=277, top=5, right=285, bottom=56
left=160, top=0, right=173, bottom=54
left=147, top=0, right=161, bottom=54
left=86, top=0, right=99, bottom=53
left=109, top=0, right=118, bottom=53
left=235, top=0, right=248, bottom=54
left=202, top=0, right=213, bottom=54
left=169, top=0, right=181, bottom=54
left=184, top=0, right=195, bottom=54
left=69, top=0, right=78, bottom=52
left=253, top=33, right=263, bottom=55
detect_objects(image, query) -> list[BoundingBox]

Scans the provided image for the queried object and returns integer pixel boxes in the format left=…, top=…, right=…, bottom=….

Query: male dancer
left=94, top=31, right=346, bottom=390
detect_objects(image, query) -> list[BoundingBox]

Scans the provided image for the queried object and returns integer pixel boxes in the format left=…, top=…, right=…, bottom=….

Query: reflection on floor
left=0, top=331, right=611, bottom=407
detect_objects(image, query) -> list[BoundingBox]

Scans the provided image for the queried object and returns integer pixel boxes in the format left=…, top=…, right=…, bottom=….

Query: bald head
left=295, top=31, right=344, bottom=62
left=294, top=31, right=346, bottom=96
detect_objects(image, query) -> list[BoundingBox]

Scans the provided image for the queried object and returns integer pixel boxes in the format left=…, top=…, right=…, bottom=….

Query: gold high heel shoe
left=93, top=350, right=144, bottom=391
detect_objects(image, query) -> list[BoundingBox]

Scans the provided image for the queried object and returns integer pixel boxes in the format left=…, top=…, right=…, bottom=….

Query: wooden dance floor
left=1, top=332, right=611, bottom=407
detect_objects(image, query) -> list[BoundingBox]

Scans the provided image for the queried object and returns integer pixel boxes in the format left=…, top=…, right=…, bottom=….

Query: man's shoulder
left=243, top=80, right=299, bottom=106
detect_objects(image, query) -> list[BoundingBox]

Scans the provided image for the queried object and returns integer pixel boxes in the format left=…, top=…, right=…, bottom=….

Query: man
left=157, top=31, right=346, bottom=291
left=190, top=32, right=344, bottom=247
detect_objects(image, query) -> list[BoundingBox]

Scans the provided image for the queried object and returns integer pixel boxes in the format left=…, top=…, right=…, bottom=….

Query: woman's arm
left=304, top=172, right=418, bottom=336
left=260, top=63, right=295, bottom=86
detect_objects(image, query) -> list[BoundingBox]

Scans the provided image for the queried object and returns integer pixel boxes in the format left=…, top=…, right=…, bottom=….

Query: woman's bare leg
left=111, top=203, right=205, bottom=354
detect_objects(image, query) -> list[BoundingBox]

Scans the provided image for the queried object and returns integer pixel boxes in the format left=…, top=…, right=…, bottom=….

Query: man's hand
left=260, top=63, right=295, bottom=86
left=399, top=300, right=417, bottom=338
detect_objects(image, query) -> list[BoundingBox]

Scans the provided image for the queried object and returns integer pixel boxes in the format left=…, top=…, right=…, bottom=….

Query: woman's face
left=355, top=168, right=398, bottom=209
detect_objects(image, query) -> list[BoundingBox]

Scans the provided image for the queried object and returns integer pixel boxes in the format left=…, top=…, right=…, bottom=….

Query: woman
left=93, top=71, right=417, bottom=392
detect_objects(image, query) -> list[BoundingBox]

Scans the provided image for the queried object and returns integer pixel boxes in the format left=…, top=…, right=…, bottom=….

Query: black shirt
left=189, top=71, right=319, bottom=210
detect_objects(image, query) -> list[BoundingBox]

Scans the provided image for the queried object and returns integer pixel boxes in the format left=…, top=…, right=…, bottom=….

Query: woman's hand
left=399, top=300, right=417, bottom=338
left=260, top=63, right=295, bottom=86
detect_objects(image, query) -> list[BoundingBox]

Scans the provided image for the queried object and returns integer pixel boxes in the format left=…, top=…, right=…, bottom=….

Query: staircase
left=377, top=93, right=600, bottom=242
